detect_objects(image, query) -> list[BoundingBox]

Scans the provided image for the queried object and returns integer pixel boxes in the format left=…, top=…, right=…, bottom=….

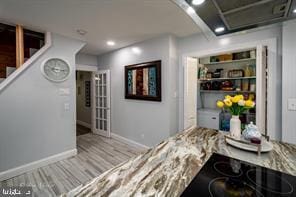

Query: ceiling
left=0, top=0, right=201, bottom=55
left=185, top=0, right=296, bottom=35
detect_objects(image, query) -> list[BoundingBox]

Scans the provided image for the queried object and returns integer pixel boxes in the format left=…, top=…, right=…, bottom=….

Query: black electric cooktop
left=181, top=153, right=296, bottom=197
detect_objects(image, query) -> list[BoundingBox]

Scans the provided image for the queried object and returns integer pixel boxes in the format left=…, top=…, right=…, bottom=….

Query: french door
left=92, top=70, right=111, bottom=137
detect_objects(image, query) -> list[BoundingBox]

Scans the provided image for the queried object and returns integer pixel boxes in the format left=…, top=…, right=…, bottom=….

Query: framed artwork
left=125, top=60, right=161, bottom=101
left=85, top=81, right=91, bottom=107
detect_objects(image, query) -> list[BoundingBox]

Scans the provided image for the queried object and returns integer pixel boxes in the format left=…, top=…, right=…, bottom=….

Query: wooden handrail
left=16, top=25, right=24, bottom=68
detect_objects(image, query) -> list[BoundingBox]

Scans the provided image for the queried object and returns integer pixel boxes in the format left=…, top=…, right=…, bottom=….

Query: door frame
left=91, top=69, right=111, bottom=137
left=75, top=64, right=98, bottom=133
left=184, top=57, right=198, bottom=129
left=180, top=38, right=278, bottom=139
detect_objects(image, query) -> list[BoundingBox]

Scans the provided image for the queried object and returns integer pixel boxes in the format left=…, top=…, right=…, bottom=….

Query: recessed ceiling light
left=192, top=0, right=205, bottom=5
left=132, top=47, right=141, bottom=54
left=186, top=7, right=195, bottom=14
left=107, top=40, right=115, bottom=46
left=215, top=27, right=225, bottom=33
left=293, top=8, right=296, bottom=13
left=220, top=38, right=230, bottom=45
left=76, top=29, right=87, bottom=36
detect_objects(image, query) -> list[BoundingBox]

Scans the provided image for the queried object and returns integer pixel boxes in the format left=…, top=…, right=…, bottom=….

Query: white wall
left=97, top=35, right=178, bottom=147
left=76, top=53, right=98, bottom=66
left=0, top=33, right=84, bottom=173
left=177, top=26, right=283, bottom=141
left=76, top=71, right=92, bottom=126
left=282, top=20, right=296, bottom=144
left=168, top=36, right=178, bottom=136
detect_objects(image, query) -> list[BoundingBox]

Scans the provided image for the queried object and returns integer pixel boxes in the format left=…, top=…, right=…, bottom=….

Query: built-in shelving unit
left=199, top=76, right=256, bottom=82
left=202, top=58, right=256, bottom=65
left=197, top=49, right=257, bottom=132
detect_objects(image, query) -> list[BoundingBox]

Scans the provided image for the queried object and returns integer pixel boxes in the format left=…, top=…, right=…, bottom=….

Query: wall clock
left=41, top=58, right=71, bottom=82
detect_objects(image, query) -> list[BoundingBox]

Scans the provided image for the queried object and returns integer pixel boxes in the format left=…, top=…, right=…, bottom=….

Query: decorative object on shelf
left=201, top=81, right=212, bottom=90
left=212, top=81, right=221, bottom=90
left=249, top=79, right=256, bottom=91
left=217, top=95, right=255, bottom=139
left=125, top=60, right=161, bottom=101
left=210, top=56, right=220, bottom=62
left=206, top=72, right=213, bottom=79
left=41, top=58, right=71, bottom=82
left=250, top=50, right=256, bottom=59
left=221, top=69, right=228, bottom=78
left=234, top=80, right=242, bottom=91
left=233, top=51, right=250, bottom=60
left=228, top=69, right=244, bottom=78
left=199, top=66, right=208, bottom=80
left=221, top=80, right=233, bottom=91
left=244, top=64, right=252, bottom=77
left=199, top=56, right=211, bottom=64
left=218, top=54, right=233, bottom=61
left=242, top=122, right=261, bottom=140
left=213, top=68, right=223, bottom=78
left=242, top=79, right=249, bottom=91
left=250, top=64, right=256, bottom=76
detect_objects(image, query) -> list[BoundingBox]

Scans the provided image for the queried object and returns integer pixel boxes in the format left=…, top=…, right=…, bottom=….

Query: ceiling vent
left=186, top=0, right=296, bottom=35
left=273, top=3, right=287, bottom=14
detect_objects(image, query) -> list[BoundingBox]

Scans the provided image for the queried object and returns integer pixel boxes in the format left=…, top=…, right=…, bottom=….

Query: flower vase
left=230, top=115, right=241, bottom=139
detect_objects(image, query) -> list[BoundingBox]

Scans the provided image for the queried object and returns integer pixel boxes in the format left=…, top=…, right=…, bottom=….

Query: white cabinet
left=197, top=109, right=220, bottom=130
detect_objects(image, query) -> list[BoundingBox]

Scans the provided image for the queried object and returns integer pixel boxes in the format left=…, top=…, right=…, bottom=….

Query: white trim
left=76, top=64, right=98, bottom=72
left=184, top=57, right=198, bottom=129
left=0, top=32, right=52, bottom=93
left=111, top=133, right=150, bottom=150
left=256, top=45, right=267, bottom=135
left=76, top=120, right=91, bottom=128
left=0, top=149, right=77, bottom=181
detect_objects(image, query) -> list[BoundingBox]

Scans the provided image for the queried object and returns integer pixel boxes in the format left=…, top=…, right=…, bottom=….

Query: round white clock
left=41, top=58, right=71, bottom=82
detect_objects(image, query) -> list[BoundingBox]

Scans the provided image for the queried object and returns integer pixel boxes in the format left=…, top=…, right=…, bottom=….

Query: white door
left=256, top=45, right=267, bottom=135
left=184, top=57, right=198, bottom=129
left=92, top=70, right=111, bottom=137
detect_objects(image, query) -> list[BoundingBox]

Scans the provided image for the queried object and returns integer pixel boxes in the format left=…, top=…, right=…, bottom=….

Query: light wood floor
left=0, top=133, right=145, bottom=196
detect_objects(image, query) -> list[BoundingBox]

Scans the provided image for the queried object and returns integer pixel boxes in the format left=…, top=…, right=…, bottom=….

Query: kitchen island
left=64, top=127, right=296, bottom=197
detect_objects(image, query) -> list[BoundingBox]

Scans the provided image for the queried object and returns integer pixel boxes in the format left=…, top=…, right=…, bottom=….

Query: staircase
left=0, top=23, right=44, bottom=84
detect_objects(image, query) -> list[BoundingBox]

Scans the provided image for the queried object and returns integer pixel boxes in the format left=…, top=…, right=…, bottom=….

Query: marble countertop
left=64, top=127, right=296, bottom=197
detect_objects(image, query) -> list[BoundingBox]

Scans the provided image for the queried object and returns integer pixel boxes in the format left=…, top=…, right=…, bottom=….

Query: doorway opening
left=75, top=67, right=111, bottom=137
left=76, top=70, right=92, bottom=136
left=183, top=45, right=267, bottom=135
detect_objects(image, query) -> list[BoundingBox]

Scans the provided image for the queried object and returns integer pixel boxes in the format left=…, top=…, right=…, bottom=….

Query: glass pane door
left=93, top=70, right=110, bottom=137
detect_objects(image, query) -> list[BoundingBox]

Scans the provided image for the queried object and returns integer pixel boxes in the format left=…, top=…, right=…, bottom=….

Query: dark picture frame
left=125, top=60, right=161, bottom=101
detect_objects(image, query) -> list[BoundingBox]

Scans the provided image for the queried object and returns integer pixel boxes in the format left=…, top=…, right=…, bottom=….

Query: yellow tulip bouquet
left=216, top=94, right=255, bottom=116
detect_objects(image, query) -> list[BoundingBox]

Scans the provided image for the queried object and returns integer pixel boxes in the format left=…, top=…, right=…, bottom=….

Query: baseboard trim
left=111, top=133, right=150, bottom=150
left=77, top=120, right=91, bottom=129
left=0, top=149, right=77, bottom=182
